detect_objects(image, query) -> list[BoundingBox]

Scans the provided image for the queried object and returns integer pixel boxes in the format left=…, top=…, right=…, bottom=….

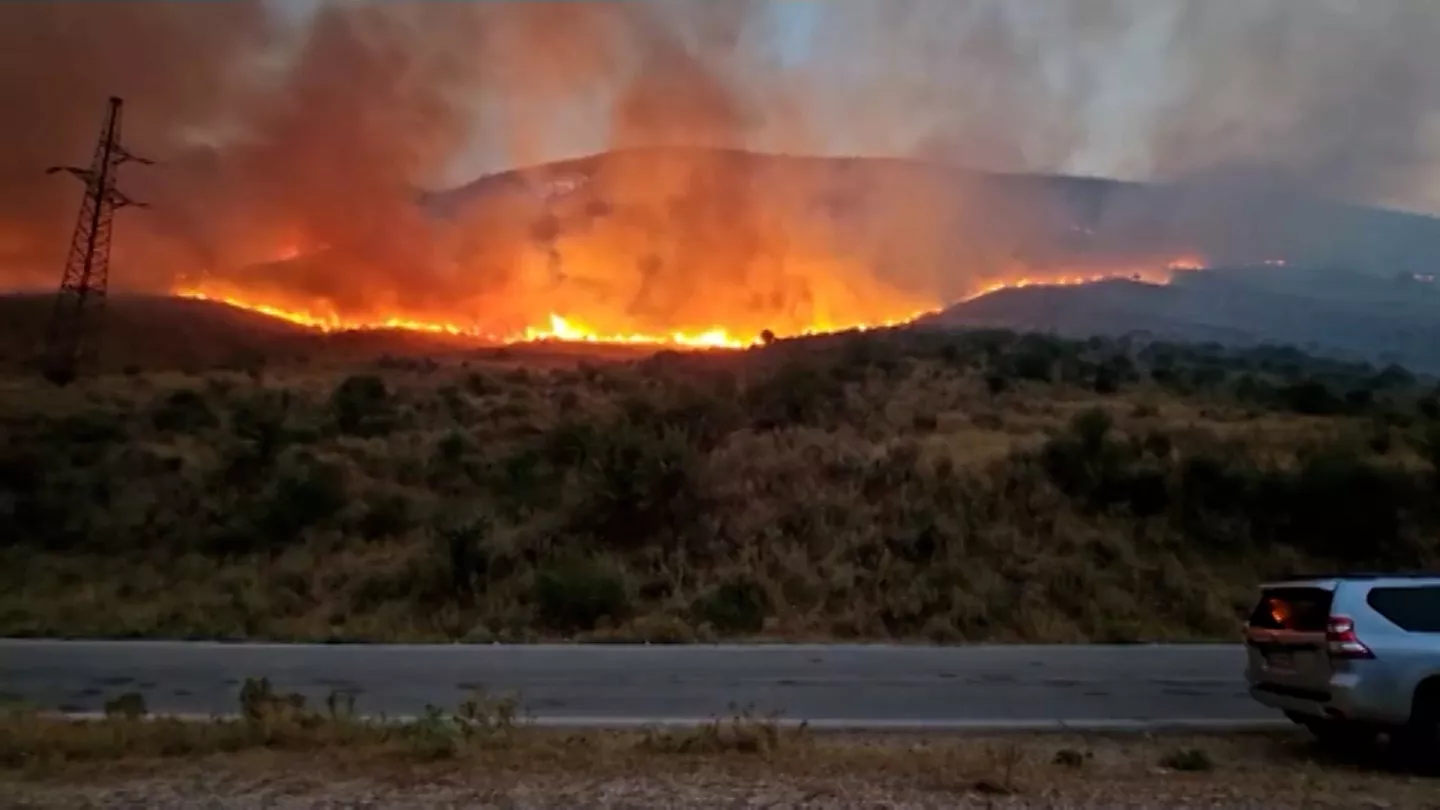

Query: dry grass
left=3, top=709, right=1437, bottom=808
left=3, top=326, right=1439, bottom=644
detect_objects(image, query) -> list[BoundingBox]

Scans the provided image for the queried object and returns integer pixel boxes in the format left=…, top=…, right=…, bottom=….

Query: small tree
left=330, top=374, right=391, bottom=436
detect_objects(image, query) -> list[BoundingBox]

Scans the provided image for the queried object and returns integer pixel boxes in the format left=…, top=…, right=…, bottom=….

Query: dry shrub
left=3, top=327, right=1438, bottom=642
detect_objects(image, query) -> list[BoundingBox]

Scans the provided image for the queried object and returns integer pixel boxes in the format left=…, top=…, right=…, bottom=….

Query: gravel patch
left=2, top=769, right=1427, bottom=810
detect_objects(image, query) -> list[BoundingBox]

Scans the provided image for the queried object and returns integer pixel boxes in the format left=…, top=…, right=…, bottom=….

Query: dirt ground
left=4, top=730, right=1436, bottom=809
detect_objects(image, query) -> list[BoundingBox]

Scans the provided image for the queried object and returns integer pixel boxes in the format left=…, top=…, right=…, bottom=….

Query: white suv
left=1244, top=574, right=1440, bottom=768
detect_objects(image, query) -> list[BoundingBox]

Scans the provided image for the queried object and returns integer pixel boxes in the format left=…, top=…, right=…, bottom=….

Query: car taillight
left=1326, top=616, right=1374, bottom=660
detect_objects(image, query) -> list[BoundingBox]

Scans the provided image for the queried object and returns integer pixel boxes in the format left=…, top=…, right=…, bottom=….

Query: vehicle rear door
left=1245, top=584, right=1336, bottom=698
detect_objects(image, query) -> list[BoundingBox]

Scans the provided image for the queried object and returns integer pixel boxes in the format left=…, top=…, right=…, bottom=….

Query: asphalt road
left=0, top=640, right=1280, bottom=730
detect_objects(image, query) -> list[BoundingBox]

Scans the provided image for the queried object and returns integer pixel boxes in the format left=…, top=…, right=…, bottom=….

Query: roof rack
left=1265, top=572, right=1440, bottom=583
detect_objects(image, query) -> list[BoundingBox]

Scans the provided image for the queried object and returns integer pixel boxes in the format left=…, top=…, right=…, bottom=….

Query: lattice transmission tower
left=39, top=96, right=151, bottom=385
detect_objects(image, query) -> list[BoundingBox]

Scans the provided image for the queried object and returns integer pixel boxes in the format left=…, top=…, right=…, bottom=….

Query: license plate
left=1265, top=650, right=1296, bottom=670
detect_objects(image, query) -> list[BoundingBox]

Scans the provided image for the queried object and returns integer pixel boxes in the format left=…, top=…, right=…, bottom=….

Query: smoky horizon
left=3, top=0, right=1438, bottom=345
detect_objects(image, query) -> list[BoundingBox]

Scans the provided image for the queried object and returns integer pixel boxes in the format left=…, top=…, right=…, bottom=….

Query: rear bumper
left=1249, top=682, right=1341, bottom=720
left=1248, top=673, right=1409, bottom=727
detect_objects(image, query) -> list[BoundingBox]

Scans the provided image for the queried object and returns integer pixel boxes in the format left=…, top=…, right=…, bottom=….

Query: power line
left=39, top=96, right=151, bottom=386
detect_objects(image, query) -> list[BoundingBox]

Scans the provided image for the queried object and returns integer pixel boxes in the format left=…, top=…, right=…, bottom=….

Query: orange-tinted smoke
left=11, top=1, right=1433, bottom=345
left=169, top=0, right=943, bottom=342
left=0, top=1, right=270, bottom=289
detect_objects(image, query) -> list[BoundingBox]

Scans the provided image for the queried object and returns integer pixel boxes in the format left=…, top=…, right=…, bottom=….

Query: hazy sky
left=177, top=1, right=1440, bottom=214
left=6, top=0, right=1438, bottom=307
left=416, top=0, right=1180, bottom=183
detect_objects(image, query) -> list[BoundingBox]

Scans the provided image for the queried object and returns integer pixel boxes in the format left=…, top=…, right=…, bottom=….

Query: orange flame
left=171, top=281, right=936, bottom=349
left=960, top=256, right=1206, bottom=301
left=172, top=252, right=1207, bottom=350
left=170, top=225, right=946, bottom=348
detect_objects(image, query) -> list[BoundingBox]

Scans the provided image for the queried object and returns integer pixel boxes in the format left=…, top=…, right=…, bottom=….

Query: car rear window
left=1248, top=586, right=1334, bottom=632
left=1366, top=586, right=1440, bottom=633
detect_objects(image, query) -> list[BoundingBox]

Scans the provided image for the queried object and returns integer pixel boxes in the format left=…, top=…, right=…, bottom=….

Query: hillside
left=0, top=293, right=660, bottom=375
left=429, top=146, right=1440, bottom=287
left=4, top=325, right=1439, bottom=643
left=13, top=141, right=1440, bottom=373
left=0, top=293, right=312, bottom=374
left=927, top=266, right=1440, bottom=371
left=177, top=146, right=1440, bottom=368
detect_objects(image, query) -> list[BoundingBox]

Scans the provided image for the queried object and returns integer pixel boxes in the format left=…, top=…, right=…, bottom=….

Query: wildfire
left=172, top=283, right=933, bottom=349
left=960, top=256, right=1206, bottom=301
left=175, top=286, right=747, bottom=348
left=172, top=253, right=1207, bottom=351
left=171, top=220, right=944, bottom=349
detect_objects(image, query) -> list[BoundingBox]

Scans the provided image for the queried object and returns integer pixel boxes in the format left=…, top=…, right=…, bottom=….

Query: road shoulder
left=3, top=723, right=1433, bottom=809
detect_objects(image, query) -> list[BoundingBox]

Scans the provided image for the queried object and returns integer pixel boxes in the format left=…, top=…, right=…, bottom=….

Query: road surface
left=0, top=640, right=1280, bottom=730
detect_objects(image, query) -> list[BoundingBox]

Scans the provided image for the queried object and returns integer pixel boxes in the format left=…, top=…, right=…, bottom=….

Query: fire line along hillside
left=2, top=321, right=1439, bottom=644
left=429, top=147, right=1440, bottom=290
left=169, top=147, right=1440, bottom=372
left=10, top=148, right=1440, bottom=374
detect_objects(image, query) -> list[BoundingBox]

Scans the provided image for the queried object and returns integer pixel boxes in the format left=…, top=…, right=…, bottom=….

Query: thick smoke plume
left=1, top=0, right=1438, bottom=334
left=1152, top=0, right=1440, bottom=206
left=0, top=1, right=270, bottom=288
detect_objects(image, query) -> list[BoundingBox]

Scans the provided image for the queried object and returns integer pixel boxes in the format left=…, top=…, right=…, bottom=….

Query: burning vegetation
left=169, top=257, right=1191, bottom=349
left=156, top=138, right=1215, bottom=351
left=165, top=147, right=949, bottom=348
left=8, top=0, right=1440, bottom=358
left=159, top=142, right=1209, bottom=350
left=8, top=1, right=1438, bottom=356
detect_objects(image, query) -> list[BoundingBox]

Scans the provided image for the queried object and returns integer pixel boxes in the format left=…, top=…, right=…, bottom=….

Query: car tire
left=1397, top=694, right=1440, bottom=776
left=1300, top=718, right=1377, bottom=754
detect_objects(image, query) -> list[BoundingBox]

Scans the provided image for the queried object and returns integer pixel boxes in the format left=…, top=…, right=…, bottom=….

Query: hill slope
left=428, top=146, right=1440, bottom=289
left=0, top=293, right=671, bottom=375
left=207, top=147, right=1440, bottom=360
left=0, top=293, right=315, bottom=373
left=927, top=266, right=1440, bottom=371
left=4, top=323, right=1438, bottom=642
left=17, top=148, right=1440, bottom=372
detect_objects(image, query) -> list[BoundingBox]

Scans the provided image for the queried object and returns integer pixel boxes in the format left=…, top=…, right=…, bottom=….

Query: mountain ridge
left=424, top=146, right=1440, bottom=286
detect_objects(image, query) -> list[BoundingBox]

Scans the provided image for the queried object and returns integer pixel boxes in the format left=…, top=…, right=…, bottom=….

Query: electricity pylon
left=40, top=96, right=152, bottom=385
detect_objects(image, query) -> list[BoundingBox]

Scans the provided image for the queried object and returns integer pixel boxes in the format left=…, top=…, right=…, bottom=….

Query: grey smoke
left=3, top=0, right=1439, bottom=304
left=1152, top=0, right=1440, bottom=209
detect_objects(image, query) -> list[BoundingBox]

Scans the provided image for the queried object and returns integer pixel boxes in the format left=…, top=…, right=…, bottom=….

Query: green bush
left=534, top=560, right=630, bottom=632
left=228, top=389, right=292, bottom=462
left=52, top=408, right=128, bottom=446
left=694, top=579, right=771, bottom=634
left=1037, top=408, right=1160, bottom=513
left=7, top=322, right=1440, bottom=644
left=1282, top=448, right=1413, bottom=564
left=1093, top=364, right=1121, bottom=395
left=1007, top=339, right=1058, bottom=382
left=151, top=388, right=218, bottom=432
left=1173, top=444, right=1422, bottom=565
left=1277, top=379, right=1344, bottom=416
left=1372, top=363, right=1417, bottom=390
left=331, top=374, right=392, bottom=436
left=214, top=453, right=351, bottom=553
left=743, top=362, right=847, bottom=429
left=569, top=421, right=710, bottom=552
